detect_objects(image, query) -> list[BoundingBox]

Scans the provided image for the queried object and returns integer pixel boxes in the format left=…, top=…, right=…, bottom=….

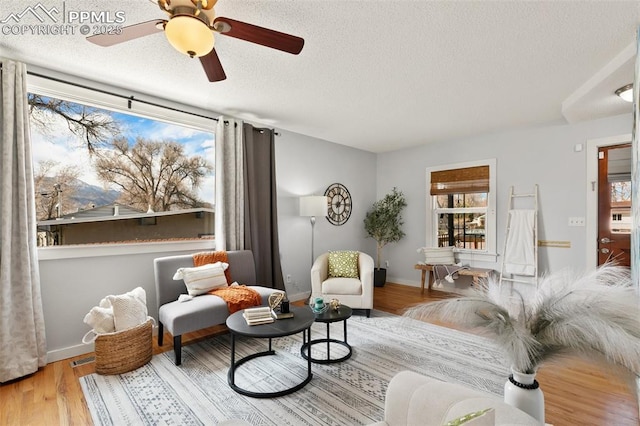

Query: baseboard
left=386, top=275, right=476, bottom=290
left=287, top=291, right=311, bottom=303
left=47, top=325, right=160, bottom=363
left=46, top=319, right=163, bottom=364
left=385, top=276, right=420, bottom=287
left=47, top=342, right=94, bottom=363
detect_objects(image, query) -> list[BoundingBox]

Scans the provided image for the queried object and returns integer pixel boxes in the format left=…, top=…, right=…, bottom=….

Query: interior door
left=597, top=144, right=632, bottom=267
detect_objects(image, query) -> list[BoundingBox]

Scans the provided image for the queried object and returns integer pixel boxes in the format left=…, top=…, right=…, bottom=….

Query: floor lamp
left=299, top=195, right=328, bottom=267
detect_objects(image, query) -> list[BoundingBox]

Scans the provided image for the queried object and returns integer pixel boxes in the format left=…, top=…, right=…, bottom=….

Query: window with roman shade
left=430, top=165, right=489, bottom=195
left=425, top=160, right=497, bottom=262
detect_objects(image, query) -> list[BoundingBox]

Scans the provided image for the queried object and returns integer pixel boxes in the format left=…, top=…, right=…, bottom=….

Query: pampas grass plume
left=404, top=265, right=640, bottom=376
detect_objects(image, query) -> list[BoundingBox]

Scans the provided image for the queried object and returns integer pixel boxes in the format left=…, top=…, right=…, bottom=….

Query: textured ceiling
left=0, top=0, right=638, bottom=153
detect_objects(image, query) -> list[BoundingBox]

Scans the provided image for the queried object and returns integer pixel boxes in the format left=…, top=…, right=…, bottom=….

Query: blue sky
left=30, top=99, right=215, bottom=205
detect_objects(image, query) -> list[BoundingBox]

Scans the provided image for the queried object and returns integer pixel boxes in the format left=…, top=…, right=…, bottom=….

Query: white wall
left=275, top=130, right=377, bottom=300
left=378, top=113, right=633, bottom=287
left=37, top=113, right=632, bottom=361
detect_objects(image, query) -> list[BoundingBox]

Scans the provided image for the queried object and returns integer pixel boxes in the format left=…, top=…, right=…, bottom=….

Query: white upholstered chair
left=368, top=371, right=538, bottom=426
left=310, top=251, right=374, bottom=317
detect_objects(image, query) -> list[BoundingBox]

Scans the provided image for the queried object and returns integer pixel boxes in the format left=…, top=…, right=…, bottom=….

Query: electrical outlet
left=286, top=274, right=292, bottom=283
left=568, top=217, right=585, bottom=227
left=385, top=260, right=390, bottom=268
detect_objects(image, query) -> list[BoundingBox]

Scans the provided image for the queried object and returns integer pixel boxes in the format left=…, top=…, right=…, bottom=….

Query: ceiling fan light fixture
left=165, top=14, right=214, bottom=58
left=615, top=84, right=633, bottom=103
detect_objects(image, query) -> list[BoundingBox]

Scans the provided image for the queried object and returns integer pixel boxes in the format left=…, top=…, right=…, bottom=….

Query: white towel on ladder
left=504, top=210, right=536, bottom=276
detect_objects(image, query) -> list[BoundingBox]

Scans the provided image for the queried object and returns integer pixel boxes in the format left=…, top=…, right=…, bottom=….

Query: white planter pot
left=503, top=368, right=545, bottom=425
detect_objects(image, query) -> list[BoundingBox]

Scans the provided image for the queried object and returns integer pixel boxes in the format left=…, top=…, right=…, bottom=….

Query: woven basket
left=95, top=318, right=153, bottom=375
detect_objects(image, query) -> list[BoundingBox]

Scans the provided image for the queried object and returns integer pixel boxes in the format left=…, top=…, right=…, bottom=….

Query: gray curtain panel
left=632, top=26, right=639, bottom=292
left=242, top=124, right=285, bottom=291
left=214, top=118, right=244, bottom=251
left=0, top=61, right=47, bottom=382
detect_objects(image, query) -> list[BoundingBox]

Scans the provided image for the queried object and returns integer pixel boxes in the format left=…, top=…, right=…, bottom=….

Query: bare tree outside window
left=93, top=137, right=213, bottom=212
left=611, top=181, right=631, bottom=204
left=34, top=160, right=80, bottom=220
left=28, top=94, right=120, bottom=153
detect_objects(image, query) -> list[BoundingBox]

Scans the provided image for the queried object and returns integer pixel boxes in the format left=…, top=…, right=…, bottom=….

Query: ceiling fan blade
left=214, top=17, right=304, bottom=55
left=87, top=20, right=166, bottom=47
left=200, top=49, right=227, bottom=82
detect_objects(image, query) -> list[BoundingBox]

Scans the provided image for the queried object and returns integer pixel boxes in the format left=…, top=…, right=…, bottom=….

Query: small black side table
left=301, top=305, right=353, bottom=364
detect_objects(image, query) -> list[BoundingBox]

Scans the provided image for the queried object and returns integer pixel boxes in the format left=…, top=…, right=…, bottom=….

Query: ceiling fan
left=86, top=0, right=304, bottom=82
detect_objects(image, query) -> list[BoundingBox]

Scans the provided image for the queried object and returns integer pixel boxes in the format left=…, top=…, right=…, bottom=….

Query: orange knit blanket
left=193, top=251, right=261, bottom=313
left=208, top=286, right=261, bottom=314
left=193, top=251, right=232, bottom=283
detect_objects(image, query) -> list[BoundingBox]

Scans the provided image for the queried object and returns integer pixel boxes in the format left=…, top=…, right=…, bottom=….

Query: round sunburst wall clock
left=324, top=183, right=352, bottom=226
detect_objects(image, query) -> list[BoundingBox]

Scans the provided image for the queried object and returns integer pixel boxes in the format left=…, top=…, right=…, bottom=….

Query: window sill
left=37, top=240, right=216, bottom=261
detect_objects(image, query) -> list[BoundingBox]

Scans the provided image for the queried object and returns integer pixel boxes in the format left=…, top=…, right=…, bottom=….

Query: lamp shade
left=165, top=15, right=214, bottom=57
left=299, top=196, right=328, bottom=217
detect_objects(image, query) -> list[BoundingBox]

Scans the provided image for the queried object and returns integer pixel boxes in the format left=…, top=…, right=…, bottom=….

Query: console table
left=414, top=264, right=494, bottom=293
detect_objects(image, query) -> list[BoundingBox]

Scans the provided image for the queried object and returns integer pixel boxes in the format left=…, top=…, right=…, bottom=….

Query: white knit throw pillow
left=83, top=306, right=115, bottom=333
left=107, top=287, right=148, bottom=332
left=173, top=262, right=229, bottom=296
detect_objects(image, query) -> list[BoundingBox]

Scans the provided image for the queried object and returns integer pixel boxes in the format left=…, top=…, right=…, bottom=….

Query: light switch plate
left=568, top=217, right=585, bottom=226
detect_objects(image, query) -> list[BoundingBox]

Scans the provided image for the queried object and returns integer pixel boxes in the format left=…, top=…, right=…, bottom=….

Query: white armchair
left=368, top=371, right=538, bottom=426
left=310, top=251, right=374, bottom=317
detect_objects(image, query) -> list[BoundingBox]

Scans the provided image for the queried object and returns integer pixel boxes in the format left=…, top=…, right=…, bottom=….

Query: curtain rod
left=26, top=70, right=218, bottom=122
left=2, top=64, right=281, bottom=135
left=25, top=70, right=280, bottom=135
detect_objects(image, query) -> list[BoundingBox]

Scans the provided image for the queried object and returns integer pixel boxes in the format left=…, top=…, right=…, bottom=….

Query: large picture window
left=27, top=77, right=215, bottom=248
left=426, top=159, right=497, bottom=262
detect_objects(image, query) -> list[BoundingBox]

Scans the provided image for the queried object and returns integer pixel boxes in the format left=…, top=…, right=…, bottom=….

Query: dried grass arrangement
left=405, top=265, right=640, bottom=376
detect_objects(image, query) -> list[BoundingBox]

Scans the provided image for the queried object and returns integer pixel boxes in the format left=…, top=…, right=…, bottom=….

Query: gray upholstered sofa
left=153, top=250, right=279, bottom=365
left=369, top=371, right=539, bottom=426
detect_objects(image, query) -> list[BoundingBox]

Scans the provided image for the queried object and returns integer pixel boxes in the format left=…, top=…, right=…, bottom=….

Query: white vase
left=503, top=368, right=545, bottom=425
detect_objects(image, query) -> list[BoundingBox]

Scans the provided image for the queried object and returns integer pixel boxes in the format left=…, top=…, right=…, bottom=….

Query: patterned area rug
left=80, top=310, right=510, bottom=425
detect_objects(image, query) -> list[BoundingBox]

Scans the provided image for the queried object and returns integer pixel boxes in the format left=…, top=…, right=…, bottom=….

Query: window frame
left=425, top=158, right=497, bottom=263
left=27, top=73, right=217, bottom=260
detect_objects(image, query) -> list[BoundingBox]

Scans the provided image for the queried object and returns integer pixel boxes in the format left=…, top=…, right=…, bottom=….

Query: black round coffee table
left=301, top=304, right=353, bottom=364
left=226, top=305, right=315, bottom=398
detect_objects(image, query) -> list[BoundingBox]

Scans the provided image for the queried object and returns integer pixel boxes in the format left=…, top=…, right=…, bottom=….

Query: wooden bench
left=414, top=264, right=494, bottom=293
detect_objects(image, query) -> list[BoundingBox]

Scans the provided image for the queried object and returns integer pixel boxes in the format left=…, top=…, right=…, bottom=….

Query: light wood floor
left=1, top=282, right=638, bottom=425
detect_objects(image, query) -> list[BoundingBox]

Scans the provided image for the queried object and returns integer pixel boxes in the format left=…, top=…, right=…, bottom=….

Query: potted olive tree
left=364, top=187, right=407, bottom=287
